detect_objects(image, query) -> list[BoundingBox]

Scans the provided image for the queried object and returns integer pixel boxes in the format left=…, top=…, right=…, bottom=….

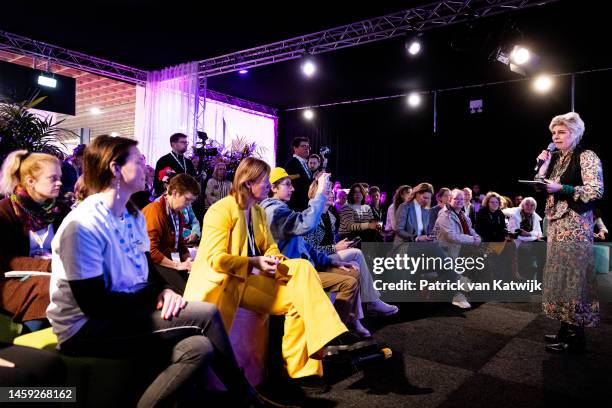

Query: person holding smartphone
left=261, top=168, right=372, bottom=338
left=304, top=180, right=399, bottom=317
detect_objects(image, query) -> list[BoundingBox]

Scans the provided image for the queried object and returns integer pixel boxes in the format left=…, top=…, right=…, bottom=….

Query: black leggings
left=61, top=302, right=248, bottom=407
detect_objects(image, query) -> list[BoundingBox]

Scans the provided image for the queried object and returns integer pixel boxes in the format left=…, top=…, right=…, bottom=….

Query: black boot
left=544, top=322, right=569, bottom=343
left=545, top=325, right=586, bottom=354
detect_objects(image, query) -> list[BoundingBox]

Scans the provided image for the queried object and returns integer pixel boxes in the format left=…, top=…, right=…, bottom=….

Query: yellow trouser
left=239, top=258, right=347, bottom=378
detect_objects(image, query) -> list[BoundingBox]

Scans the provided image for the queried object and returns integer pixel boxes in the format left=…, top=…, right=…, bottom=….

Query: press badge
left=171, top=252, right=181, bottom=263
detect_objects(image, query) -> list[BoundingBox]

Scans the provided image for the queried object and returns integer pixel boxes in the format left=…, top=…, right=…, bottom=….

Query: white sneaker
left=452, top=292, right=471, bottom=309
left=366, top=300, right=399, bottom=317
left=349, top=319, right=372, bottom=338
left=458, top=276, right=472, bottom=292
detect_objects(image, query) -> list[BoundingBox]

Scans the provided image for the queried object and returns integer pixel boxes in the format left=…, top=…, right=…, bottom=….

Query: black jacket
left=285, top=156, right=312, bottom=211
left=475, top=207, right=508, bottom=242
left=153, top=152, right=196, bottom=196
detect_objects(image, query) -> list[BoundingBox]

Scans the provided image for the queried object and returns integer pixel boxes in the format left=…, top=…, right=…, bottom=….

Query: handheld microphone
left=534, top=142, right=557, bottom=172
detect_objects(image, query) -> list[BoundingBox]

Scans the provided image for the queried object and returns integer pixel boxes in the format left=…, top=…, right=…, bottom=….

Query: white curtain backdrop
left=135, top=61, right=199, bottom=164
left=202, top=99, right=277, bottom=166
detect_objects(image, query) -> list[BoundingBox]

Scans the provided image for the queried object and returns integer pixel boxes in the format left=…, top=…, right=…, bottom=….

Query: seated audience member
left=471, top=184, right=484, bottom=210
left=368, top=186, right=386, bottom=228
left=60, top=144, right=85, bottom=199
left=434, top=189, right=482, bottom=309
left=184, top=157, right=363, bottom=393
left=475, top=192, right=509, bottom=242
left=476, top=192, right=516, bottom=281
left=72, top=175, right=88, bottom=209
left=594, top=209, right=608, bottom=241
left=303, top=180, right=398, bottom=317
left=143, top=173, right=200, bottom=293
left=335, top=189, right=348, bottom=212
left=508, top=197, right=545, bottom=280
left=513, top=195, right=524, bottom=208
left=182, top=204, right=201, bottom=245
left=500, top=195, right=514, bottom=210
left=507, top=197, right=543, bottom=243
left=394, top=183, right=434, bottom=244
left=426, top=187, right=450, bottom=235
left=261, top=169, right=370, bottom=338
left=205, top=161, right=232, bottom=211
left=0, top=150, right=70, bottom=333
left=307, top=154, right=323, bottom=180
left=385, top=185, right=412, bottom=234
left=462, top=187, right=477, bottom=225
left=339, top=183, right=381, bottom=242
left=154, top=169, right=201, bottom=245
left=47, top=135, right=278, bottom=407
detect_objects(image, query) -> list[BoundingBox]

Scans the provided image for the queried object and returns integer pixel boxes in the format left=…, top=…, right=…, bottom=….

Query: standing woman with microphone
left=535, top=112, right=604, bottom=353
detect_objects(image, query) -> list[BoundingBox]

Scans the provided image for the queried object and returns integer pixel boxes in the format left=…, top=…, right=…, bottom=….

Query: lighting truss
left=198, top=0, right=559, bottom=77
left=0, top=30, right=147, bottom=84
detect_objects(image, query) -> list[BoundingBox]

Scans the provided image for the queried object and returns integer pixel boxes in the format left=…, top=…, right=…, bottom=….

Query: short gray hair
left=549, top=112, right=585, bottom=149
left=519, top=196, right=537, bottom=211
left=450, top=188, right=464, bottom=199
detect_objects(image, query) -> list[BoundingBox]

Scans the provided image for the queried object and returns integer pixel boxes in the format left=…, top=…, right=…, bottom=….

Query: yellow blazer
left=183, top=195, right=284, bottom=329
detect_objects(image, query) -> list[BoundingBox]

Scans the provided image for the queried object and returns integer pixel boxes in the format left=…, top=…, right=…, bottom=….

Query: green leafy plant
left=0, top=94, right=76, bottom=162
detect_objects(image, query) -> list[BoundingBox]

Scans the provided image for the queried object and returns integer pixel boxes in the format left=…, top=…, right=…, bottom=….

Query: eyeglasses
left=299, top=145, right=311, bottom=149
left=278, top=181, right=293, bottom=187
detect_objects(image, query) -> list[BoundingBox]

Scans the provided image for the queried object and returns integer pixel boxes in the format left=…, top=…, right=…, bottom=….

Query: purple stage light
left=239, top=69, right=249, bottom=75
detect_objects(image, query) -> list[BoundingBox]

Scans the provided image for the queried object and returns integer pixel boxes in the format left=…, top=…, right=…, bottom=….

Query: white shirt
left=414, top=202, right=424, bottom=236
left=47, top=193, right=150, bottom=344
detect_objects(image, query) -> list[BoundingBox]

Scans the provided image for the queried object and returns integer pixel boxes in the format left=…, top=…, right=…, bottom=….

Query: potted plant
left=0, top=94, right=75, bottom=163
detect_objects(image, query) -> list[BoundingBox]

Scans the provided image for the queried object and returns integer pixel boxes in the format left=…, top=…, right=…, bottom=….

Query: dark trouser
left=0, top=342, right=66, bottom=386
left=153, top=264, right=189, bottom=295
left=61, top=302, right=249, bottom=407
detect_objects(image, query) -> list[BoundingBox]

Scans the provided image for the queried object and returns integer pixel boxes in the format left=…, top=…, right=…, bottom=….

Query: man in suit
left=154, top=133, right=197, bottom=197
left=285, top=136, right=312, bottom=211
left=394, top=183, right=434, bottom=243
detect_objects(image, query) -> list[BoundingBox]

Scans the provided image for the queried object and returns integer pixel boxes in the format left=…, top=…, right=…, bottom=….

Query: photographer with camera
left=153, top=133, right=197, bottom=197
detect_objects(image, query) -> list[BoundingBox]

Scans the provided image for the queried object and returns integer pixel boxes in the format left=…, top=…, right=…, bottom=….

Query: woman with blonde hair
left=47, top=136, right=278, bottom=407
left=0, top=150, right=69, bottom=333
left=184, top=157, right=358, bottom=393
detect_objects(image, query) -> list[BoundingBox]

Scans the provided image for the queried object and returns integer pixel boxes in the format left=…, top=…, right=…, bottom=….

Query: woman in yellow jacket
left=184, top=157, right=353, bottom=388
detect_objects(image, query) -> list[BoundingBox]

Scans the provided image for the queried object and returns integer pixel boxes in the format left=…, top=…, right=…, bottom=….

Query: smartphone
left=349, top=237, right=362, bottom=247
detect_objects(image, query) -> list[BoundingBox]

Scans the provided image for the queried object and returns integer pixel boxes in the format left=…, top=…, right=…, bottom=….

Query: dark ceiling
left=1, top=0, right=608, bottom=109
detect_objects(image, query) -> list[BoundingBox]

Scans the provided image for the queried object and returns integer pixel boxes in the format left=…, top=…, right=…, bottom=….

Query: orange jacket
left=142, top=197, right=189, bottom=264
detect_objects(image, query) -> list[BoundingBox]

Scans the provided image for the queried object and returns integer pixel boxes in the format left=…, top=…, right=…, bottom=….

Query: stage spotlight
left=110, top=132, right=121, bottom=137
left=495, top=44, right=540, bottom=76
left=238, top=69, right=249, bottom=75
left=89, top=107, right=102, bottom=115
left=510, top=46, right=530, bottom=65
left=405, top=33, right=423, bottom=56
left=301, top=59, right=316, bottom=77
left=533, top=75, right=553, bottom=93
left=407, top=92, right=421, bottom=107
left=407, top=40, right=421, bottom=55
left=303, top=109, right=314, bottom=120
